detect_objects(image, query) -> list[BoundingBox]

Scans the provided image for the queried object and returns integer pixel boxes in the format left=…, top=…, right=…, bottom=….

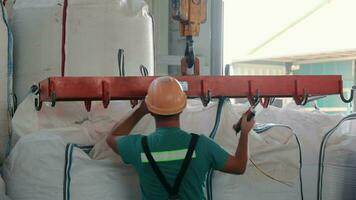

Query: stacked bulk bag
left=211, top=102, right=303, bottom=200
left=5, top=96, right=344, bottom=200
left=4, top=99, right=221, bottom=200
left=12, top=0, right=154, bottom=103
left=10, top=97, right=218, bottom=145
left=0, top=1, right=13, bottom=163
left=3, top=131, right=141, bottom=200
left=318, top=113, right=356, bottom=200
left=255, top=106, right=342, bottom=200
left=10, top=96, right=133, bottom=144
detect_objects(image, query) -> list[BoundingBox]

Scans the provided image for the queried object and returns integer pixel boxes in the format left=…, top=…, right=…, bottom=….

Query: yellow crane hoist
left=172, top=0, right=207, bottom=75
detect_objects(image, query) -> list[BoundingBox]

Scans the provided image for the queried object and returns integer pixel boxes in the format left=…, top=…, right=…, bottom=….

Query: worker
left=106, top=76, right=255, bottom=200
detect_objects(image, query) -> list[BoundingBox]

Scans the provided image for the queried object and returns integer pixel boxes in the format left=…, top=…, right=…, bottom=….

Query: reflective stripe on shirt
left=141, top=149, right=196, bottom=163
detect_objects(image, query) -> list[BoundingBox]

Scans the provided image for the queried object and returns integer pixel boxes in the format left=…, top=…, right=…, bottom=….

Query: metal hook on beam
left=339, top=82, right=355, bottom=103
left=200, top=80, right=211, bottom=107
left=247, top=80, right=261, bottom=106
left=50, top=92, right=56, bottom=107
left=301, top=93, right=309, bottom=106
left=48, top=82, right=57, bottom=107
left=260, top=97, right=270, bottom=108
left=84, top=100, right=92, bottom=112
left=201, top=90, right=211, bottom=107
left=293, top=80, right=308, bottom=106
left=102, top=81, right=110, bottom=108
left=248, top=87, right=260, bottom=106
left=293, top=89, right=308, bottom=105
left=131, top=65, right=149, bottom=108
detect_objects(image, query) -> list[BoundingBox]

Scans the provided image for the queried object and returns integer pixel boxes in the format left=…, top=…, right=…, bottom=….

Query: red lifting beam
left=34, top=75, right=350, bottom=111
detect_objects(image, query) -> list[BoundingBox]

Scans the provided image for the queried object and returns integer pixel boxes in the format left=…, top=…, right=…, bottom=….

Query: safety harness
left=141, top=133, right=200, bottom=200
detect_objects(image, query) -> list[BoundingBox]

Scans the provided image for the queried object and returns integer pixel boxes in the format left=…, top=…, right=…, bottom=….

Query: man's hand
left=222, top=113, right=255, bottom=175
left=106, top=100, right=149, bottom=155
left=240, top=113, right=255, bottom=135
left=137, top=100, right=149, bottom=115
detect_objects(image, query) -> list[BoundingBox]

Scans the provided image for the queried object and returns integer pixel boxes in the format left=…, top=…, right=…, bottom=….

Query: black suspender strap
left=141, top=133, right=200, bottom=198
left=142, top=136, right=172, bottom=194
left=172, top=133, right=199, bottom=195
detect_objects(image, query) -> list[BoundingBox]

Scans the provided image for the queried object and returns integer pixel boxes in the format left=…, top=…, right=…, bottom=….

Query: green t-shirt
left=116, top=127, right=229, bottom=200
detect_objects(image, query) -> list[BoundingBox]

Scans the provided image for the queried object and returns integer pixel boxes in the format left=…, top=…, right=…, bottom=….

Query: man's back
left=117, top=127, right=229, bottom=200
left=107, top=77, right=254, bottom=200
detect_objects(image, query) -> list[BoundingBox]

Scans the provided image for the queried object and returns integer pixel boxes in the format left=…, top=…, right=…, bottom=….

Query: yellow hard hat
left=145, top=76, right=187, bottom=115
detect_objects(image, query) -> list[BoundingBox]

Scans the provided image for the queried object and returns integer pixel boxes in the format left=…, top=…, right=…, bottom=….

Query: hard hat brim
left=146, top=98, right=187, bottom=116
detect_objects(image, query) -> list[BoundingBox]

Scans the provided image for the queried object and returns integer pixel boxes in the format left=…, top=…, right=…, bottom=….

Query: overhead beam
left=34, top=75, right=344, bottom=111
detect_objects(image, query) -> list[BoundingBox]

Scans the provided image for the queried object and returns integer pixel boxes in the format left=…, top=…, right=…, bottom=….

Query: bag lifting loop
left=293, top=80, right=308, bottom=106
left=31, top=84, right=42, bottom=111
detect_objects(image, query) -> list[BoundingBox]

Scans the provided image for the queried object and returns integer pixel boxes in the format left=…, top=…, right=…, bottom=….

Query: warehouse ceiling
left=234, top=0, right=356, bottom=64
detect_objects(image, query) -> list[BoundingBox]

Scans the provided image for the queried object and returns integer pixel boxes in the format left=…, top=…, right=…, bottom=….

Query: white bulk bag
left=7, top=97, right=343, bottom=200
left=255, top=106, right=342, bottom=200
left=211, top=102, right=303, bottom=200
left=3, top=132, right=140, bottom=200
left=12, top=0, right=154, bottom=103
left=5, top=99, right=221, bottom=200
left=11, top=97, right=217, bottom=145
left=0, top=2, right=11, bottom=162
left=318, top=113, right=356, bottom=200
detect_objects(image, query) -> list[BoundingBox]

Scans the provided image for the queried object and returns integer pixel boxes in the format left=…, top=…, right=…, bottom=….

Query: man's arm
left=220, top=113, right=255, bottom=175
left=106, top=101, right=149, bottom=155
